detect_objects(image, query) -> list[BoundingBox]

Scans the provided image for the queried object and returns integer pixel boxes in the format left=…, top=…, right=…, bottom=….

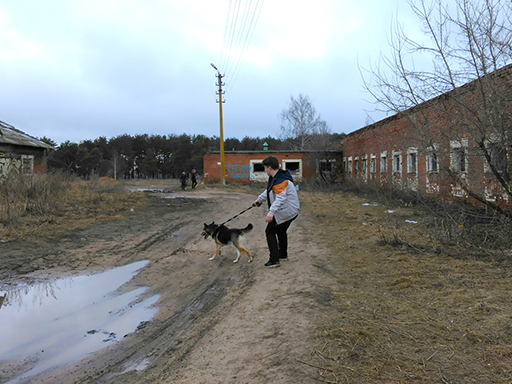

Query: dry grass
left=0, top=173, right=147, bottom=242
left=300, top=191, right=512, bottom=383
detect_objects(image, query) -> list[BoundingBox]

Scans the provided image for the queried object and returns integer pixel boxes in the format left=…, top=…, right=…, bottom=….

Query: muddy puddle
left=165, top=195, right=243, bottom=200
left=0, top=260, right=158, bottom=383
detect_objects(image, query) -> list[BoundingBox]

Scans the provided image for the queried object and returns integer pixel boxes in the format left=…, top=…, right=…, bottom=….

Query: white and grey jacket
left=256, top=169, right=300, bottom=225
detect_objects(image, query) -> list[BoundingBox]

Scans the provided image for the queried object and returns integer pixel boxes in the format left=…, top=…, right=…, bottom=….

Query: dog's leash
left=218, top=205, right=254, bottom=227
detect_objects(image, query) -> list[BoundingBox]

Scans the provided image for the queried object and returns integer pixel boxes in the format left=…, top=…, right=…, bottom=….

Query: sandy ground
left=0, top=181, right=334, bottom=383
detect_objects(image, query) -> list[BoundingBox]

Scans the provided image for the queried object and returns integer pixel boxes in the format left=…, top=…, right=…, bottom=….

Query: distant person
left=191, top=169, right=198, bottom=189
left=253, top=156, right=300, bottom=268
left=180, top=171, right=188, bottom=190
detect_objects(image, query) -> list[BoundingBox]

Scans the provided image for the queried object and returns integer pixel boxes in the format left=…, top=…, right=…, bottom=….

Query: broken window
left=427, top=153, right=438, bottom=173
left=486, top=142, right=507, bottom=174
left=21, top=155, right=34, bottom=176
left=284, top=161, right=300, bottom=172
left=392, top=152, right=401, bottom=173
left=252, top=162, right=264, bottom=172
left=370, top=155, right=376, bottom=173
left=380, top=153, right=387, bottom=173
left=319, top=160, right=335, bottom=172
left=407, top=151, right=417, bottom=174
left=452, top=147, right=466, bottom=173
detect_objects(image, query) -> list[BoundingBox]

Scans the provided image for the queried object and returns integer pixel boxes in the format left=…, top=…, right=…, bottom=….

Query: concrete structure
left=0, top=120, right=53, bottom=178
left=203, top=150, right=342, bottom=184
left=343, top=64, right=512, bottom=208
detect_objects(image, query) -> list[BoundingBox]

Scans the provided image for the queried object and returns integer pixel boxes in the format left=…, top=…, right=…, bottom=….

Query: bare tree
left=362, top=0, right=512, bottom=216
left=280, top=94, right=331, bottom=150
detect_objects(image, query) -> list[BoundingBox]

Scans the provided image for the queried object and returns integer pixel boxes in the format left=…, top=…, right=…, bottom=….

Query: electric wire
left=219, top=0, right=233, bottom=69
left=220, top=0, right=242, bottom=75
left=228, top=0, right=264, bottom=91
left=218, top=0, right=265, bottom=94
left=225, top=0, right=252, bottom=76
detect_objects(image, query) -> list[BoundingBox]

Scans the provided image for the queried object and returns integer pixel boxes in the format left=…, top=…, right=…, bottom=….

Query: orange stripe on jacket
left=272, top=180, right=288, bottom=194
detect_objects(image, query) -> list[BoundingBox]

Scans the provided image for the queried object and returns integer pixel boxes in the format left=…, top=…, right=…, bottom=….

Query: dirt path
left=3, top=182, right=512, bottom=383
left=0, top=184, right=335, bottom=383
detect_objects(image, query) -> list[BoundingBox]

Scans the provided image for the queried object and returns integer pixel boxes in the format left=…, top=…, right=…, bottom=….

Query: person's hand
left=265, top=212, right=274, bottom=223
left=252, top=200, right=261, bottom=207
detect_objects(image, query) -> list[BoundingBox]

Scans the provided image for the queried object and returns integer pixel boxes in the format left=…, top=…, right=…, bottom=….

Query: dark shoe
left=279, top=255, right=288, bottom=260
left=264, top=260, right=280, bottom=268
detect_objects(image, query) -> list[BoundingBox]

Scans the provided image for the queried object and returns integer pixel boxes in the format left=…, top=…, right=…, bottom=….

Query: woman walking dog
left=253, top=156, right=300, bottom=268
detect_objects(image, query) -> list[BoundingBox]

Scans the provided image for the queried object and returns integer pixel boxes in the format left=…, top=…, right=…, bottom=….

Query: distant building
left=343, top=64, right=512, bottom=207
left=0, top=120, right=53, bottom=178
left=203, top=149, right=342, bottom=184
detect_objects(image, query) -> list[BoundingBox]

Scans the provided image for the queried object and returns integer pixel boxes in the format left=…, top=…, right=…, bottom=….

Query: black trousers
left=265, top=216, right=296, bottom=262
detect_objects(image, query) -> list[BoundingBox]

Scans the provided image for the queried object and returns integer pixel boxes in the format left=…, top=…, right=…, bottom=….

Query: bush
left=339, top=178, right=512, bottom=256
left=0, top=171, right=72, bottom=225
left=0, top=172, right=146, bottom=241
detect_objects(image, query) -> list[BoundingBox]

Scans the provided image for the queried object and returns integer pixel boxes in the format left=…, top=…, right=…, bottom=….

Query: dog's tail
left=242, top=223, right=253, bottom=234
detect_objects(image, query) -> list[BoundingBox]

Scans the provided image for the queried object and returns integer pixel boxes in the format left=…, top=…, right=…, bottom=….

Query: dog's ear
left=210, top=221, right=215, bottom=225
left=203, top=223, right=208, bottom=228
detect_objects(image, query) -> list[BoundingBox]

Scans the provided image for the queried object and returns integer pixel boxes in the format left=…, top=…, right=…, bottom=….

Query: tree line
left=45, top=132, right=343, bottom=180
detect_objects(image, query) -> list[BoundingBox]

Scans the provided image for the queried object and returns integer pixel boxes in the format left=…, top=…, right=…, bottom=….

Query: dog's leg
left=209, top=243, right=221, bottom=260
left=233, top=247, right=241, bottom=263
left=241, top=247, right=252, bottom=263
left=234, top=245, right=252, bottom=263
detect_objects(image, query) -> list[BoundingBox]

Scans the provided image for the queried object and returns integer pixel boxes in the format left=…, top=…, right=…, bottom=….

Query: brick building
left=203, top=150, right=342, bottom=184
left=0, top=120, right=53, bottom=178
left=343, top=64, right=512, bottom=208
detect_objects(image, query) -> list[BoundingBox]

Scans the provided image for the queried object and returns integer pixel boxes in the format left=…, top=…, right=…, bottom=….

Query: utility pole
left=210, top=63, right=226, bottom=185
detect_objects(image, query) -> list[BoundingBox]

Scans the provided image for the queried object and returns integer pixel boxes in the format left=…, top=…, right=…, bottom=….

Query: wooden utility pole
left=211, top=63, right=226, bottom=185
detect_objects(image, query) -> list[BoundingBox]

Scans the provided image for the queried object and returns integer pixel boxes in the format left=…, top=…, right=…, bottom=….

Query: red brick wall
left=203, top=152, right=317, bottom=183
left=343, top=65, right=512, bottom=207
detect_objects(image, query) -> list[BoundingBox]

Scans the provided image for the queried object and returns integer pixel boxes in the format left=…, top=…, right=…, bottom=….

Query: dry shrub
left=0, top=171, right=69, bottom=224
left=339, top=179, right=512, bottom=257
left=0, top=172, right=146, bottom=241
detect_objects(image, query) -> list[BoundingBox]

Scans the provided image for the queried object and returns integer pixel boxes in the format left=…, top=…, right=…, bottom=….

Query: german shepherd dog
left=202, top=222, right=253, bottom=263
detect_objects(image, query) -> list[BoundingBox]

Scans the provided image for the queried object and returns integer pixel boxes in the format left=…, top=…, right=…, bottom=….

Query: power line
left=228, top=0, right=264, bottom=91
left=219, top=0, right=265, bottom=92
left=225, top=0, right=252, bottom=76
left=219, top=0, right=233, bottom=68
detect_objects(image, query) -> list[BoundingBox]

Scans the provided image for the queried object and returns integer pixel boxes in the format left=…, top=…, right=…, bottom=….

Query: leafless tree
left=362, top=0, right=512, bottom=216
left=280, top=94, right=331, bottom=150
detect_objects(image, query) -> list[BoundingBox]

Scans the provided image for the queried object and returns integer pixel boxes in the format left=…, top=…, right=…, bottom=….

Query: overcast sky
left=0, top=0, right=417, bottom=145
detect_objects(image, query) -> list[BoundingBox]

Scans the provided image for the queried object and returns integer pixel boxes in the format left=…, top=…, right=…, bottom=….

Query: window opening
left=380, top=154, right=387, bottom=172
left=427, top=153, right=438, bottom=173
left=392, top=153, right=401, bottom=173
left=253, top=162, right=264, bottom=172
left=407, top=152, right=417, bottom=173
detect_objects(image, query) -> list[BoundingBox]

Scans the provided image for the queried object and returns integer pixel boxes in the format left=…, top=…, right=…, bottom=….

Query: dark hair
left=262, top=156, right=279, bottom=170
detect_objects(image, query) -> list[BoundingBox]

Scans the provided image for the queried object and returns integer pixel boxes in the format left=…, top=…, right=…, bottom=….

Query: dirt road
left=0, top=183, right=333, bottom=383
left=3, top=180, right=512, bottom=383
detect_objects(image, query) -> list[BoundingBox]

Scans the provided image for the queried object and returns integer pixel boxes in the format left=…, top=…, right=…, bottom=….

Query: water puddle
left=165, top=195, right=242, bottom=200
left=127, top=188, right=171, bottom=193
left=0, top=260, right=159, bottom=383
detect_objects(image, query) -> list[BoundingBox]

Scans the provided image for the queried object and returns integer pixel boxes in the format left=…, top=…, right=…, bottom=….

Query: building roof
left=347, top=62, right=512, bottom=138
left=0, top=120, right=53, bottom=150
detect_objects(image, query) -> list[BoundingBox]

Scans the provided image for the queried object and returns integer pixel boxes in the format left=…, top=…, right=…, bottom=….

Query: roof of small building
left=0, top=120, right=53, bottom=150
